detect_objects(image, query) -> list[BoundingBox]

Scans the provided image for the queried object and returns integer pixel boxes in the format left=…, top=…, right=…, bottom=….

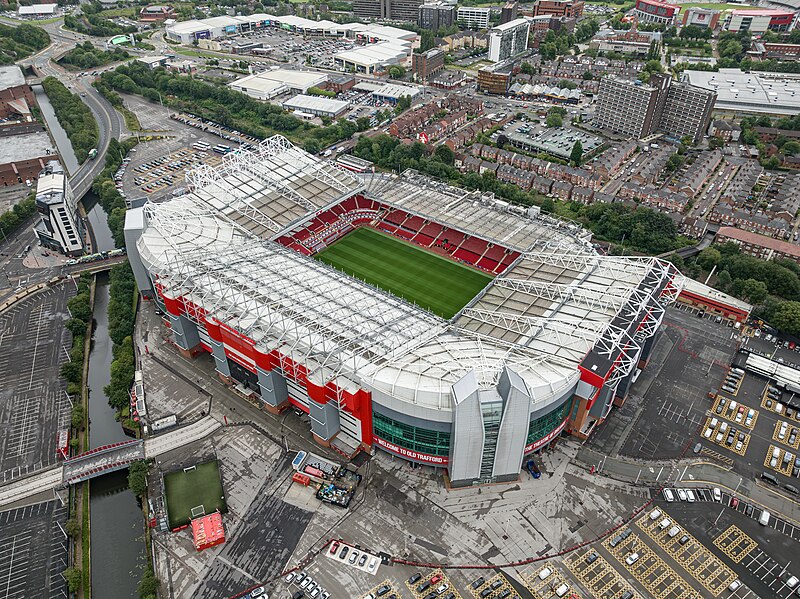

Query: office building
left=501, top=1, right=519, bottom=24
left=659, top=80, right=715, bottom=144
left=681, top=7, right=720, bottom=29
left=533, top=0, right=584, bottom=19
left=412, top=48, right=445, bottom=81
left=488, top=17, right=530, bottom=63
left=353, top=0, right=424, bottom=22
left=724, top=9, right=795, bottom=34
left=33, top=161, right=84, bottom=256
left=594, top=74, right=715, bottom=143
left=457, top=6, right=491, bottom=29
left=632, top=0, right=680, bottom=25
left=477, top=61, right=514, bottom=94
left=418, top=1, right=456, bottom=30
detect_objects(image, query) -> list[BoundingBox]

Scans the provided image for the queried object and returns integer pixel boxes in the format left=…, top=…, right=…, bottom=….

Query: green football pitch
left=163, top=460, right=227, bottom=529
left=314, top=227, right=493, bottom=319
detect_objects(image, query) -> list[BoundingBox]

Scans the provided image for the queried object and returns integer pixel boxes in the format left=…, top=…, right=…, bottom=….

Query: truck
left=88, top=148, right=98, bottom=160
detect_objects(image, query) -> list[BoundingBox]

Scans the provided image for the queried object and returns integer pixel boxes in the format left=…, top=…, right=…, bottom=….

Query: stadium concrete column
left=256, top=367, right=290, bottom=414
left=569, top=379, right=599, bottom=438
left=306, top=378, right=342, bottom=446
left=449, top=371, right=484, bottom=487
left=492, top=367, right=532, bottom=482
left=167, top=313, right=203, bottom=359
left=203, top=319, right=232, bottom=384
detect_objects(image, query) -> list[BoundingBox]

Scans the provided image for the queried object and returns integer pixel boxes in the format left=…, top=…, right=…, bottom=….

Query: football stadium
left=125, top=136, right=683, bottom=487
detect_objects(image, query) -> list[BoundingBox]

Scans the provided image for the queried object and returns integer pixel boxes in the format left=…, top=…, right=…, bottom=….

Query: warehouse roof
left=682, top=69, right=800, bottom=115
left=282, top=94, right=349, bottom=114
left=0, top=66, right=25, bottom=91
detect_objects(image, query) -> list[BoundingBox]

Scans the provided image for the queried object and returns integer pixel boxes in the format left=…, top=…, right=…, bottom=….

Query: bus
left=336, top=154, right=374, bottom=173
left=193, top=141, right=211, bottom=151
left=212, top=144, right=232, bottom=154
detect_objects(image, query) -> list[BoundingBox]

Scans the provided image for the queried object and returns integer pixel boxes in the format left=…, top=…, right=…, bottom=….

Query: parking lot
left=0, top=500, right=69, bottom=599
left=564, top=549, right=641, bottom=598
left=405, top=569, right=462, bottom=599
left=521, top=565, right=579, bottom=599
left=0, top=285, right=74, bottom=481
left=467, top=573, right=517, bottom=599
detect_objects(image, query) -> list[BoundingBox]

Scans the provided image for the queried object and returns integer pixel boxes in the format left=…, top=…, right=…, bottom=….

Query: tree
left=71, top=404, right=85, bottom=428
left=697, top=247, right=721, bottom=271
left=434, top=144, right=454, bottom=165
left=387, top=65, right=406, bottom=79
left=545, top=112, right=563, bottom=128
left=128, top=460, right=148, bottom=496
left=520, top=62, right=534, bottom=76
left=582, top=70, right=594, bottom=80
left=569, top=141, right=583, bottom=166
left=138, top=568, right=160, bottom=599
left=771, top=301, right=800, bottom=336
left=733, top=278, right=768, bottom=304
left=666, top=153, right=685, bottom=172
left=65, top=518, right=81, bottom=538
left=708, top=136, right=724, bottom=150
left=63, top=567, right=81, bottom=593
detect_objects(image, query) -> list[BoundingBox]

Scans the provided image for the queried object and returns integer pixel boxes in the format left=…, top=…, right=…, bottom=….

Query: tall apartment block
left=418, top=1, right=457, bottom=29
left=594, top=74, right=715, bottom=143
left=488, top=17, right=530, bottom=62
left=354, top=0, right=424, bottom=21
left=500, top=1, right=519, bottom=24
left=457, top=6, right=491, bottom=29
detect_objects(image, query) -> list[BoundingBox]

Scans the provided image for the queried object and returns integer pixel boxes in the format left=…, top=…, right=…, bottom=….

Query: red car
left=730, top=497, right=739, bottom=509
left=330, top=541, right=340, bottom=555
left=430, top=574, right=443, bottom=584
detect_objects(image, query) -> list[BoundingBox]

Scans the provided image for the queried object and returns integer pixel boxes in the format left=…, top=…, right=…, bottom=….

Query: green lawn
left=164, top=460, right=227, bottom=529
left=314, top=227, right=492, bottom=319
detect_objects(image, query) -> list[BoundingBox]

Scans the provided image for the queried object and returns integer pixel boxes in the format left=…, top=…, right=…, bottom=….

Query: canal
left=33, top=85, right=79, bottom=176
left=86, top=243, right=144, bottom=596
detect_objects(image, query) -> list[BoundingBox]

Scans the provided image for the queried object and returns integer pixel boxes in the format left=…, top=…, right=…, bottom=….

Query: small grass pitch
left=163, top=460, right=227, bottom=529
left=314, top=227, right=492, bottom=319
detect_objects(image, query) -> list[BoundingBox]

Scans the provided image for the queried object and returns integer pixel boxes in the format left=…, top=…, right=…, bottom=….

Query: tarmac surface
left=0, top=283, right=74, bottom=481
left=0, top=500, right=68, bottom=599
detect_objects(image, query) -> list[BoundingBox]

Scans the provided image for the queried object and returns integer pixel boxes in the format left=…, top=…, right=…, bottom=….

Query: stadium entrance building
left=125, top=137, right=682, bottom=487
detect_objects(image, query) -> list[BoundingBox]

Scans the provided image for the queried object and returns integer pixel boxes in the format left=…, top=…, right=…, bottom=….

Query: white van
left=659, top=518, right=672, bottom=530
left=668, top=526, right=681, bottom=538
left=759, top=510, right=771, bottom=525
left=649, top=508, right=662, bottom=520
left=663, top=489, right=675, bottom=502
left=538, top=568, right=552, bottom=580
left=555, top=584, right=569, bottom=597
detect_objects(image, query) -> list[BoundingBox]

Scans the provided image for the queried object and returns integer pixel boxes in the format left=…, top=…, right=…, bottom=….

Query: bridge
left=61, top=440, right=145, bottom=486
left=0, top=416, right=222, bottom=508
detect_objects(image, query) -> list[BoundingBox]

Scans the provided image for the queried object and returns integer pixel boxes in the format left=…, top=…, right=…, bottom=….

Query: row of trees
left=104, top=263, right=137, bottom=414
left=42, top=77, right=99, bottom=163
left=353, top=135, right=685, bottom=255
left=671, top=244, right=800, bottom=336
left=58, top=41, right=130, bottom=70
left=0, top=195, right=37, bottom=242
left=95, top=62, right=372, bottom=156
left=0, top=23, right=50, bottom=66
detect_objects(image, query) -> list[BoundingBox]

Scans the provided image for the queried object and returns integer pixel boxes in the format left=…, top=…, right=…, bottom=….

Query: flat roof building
left=353, top=0, right=424, bottom=22
left=334, top=42, right=411, bottom=75
left=633, top=0, right=680, bottom=25
left=33, top=161, right=84, bottom=256
left=282, top=94, right=350, bottom=118
left=0, top=128, right=58, bottom=187
left=17, top=3, right=57, bottom=17
left=724, top=9, right=795, bottom=34
left=457, top=6, right=491, bottom=30
left=372, top=83, right=421, bottom=104
left=488, top=17, right=531, bottom=63
left=412, top=48, right=445, bottom=81
left=229, top=70, right=328, bottom=101
left=682, top=69, right=800, bottom=116
left=533, top=0, right=584, bottom=19
left=139, top=4, right=174, bottom=21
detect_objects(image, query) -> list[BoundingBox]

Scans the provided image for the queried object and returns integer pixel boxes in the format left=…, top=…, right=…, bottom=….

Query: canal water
left=86, top=266, right=144, bottom=595
left=83, top=192, right=116, bottom=253
left=33, top=85, right=79, bottom=176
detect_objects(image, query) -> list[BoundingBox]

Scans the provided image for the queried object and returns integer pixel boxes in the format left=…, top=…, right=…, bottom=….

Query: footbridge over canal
left=0, top=416, right=222, bottom=508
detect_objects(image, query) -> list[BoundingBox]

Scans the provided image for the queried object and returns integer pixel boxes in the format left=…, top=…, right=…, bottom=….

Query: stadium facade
left=125, top=136, right=683, bottom=487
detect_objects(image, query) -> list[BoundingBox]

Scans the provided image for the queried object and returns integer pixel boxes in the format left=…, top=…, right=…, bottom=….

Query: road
left=11, top=17, right=127, bottom=199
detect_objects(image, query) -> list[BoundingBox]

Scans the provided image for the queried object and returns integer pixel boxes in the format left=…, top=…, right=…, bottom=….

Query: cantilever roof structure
left=137, top=136, right=682, bottom=411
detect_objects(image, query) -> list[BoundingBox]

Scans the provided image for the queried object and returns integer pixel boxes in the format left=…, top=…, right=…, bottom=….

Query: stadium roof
left=137, top=137, right=682, bottom=411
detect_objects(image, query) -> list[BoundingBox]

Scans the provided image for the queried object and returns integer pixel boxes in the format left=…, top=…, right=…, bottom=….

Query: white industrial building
left=372, top=83, right=421, bottom=105
left=334, top=42, right=412, bottom=75
left=229, top=70, right=328, bottom=100
left=682, top=69, right=800, bottom=115
left=282, top=95, right=350, bottom=118
left=488, top=18, right=531, bottom=63
left=17, top=3, right=57, bottom=17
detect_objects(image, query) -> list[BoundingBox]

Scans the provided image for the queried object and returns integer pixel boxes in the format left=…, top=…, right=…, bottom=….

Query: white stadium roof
left=135, top=137, right=682, bottom=412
